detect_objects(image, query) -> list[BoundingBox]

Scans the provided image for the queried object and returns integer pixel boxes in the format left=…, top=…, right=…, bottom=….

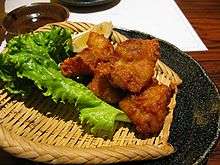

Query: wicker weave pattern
left=0, top=124, right=174, bottom=164
left=0, top=22, right=182, bottom=164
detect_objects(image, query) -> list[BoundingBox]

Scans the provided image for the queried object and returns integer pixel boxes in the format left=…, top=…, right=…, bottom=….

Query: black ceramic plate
left=59, top=0, right=115, bottom=6
left=113, top=29, right=219, bottom=165
left=0, top=28, right=219, bottom=165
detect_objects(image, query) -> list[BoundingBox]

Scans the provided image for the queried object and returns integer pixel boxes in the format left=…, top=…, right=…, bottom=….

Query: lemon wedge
left=72, top=21, right=113, bottom=52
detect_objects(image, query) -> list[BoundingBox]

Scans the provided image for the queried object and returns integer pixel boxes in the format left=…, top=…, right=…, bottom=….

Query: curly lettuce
left=0, top=27, right=129, bottom=138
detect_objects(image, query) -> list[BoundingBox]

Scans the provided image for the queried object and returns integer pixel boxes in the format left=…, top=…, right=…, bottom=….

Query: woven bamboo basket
left=0, top=21, right=182, bottom=164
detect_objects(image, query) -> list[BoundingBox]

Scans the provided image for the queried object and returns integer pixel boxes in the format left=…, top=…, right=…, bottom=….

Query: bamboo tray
left=0, top=22, right=182, bottom=164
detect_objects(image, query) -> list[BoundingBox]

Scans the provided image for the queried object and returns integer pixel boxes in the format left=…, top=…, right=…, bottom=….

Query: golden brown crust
left=119, top=84, right=172, bottom=135
left=60, top=32, right=117, bottom=77
left=110, top=39, right=160, bottom=93
left=87, top=63, right=125, bottom=104
left=60, top=56, right=92, bottom=77
left=114, top=39, right=160, bottom=62
left=110, top=60, right=155, bottom=93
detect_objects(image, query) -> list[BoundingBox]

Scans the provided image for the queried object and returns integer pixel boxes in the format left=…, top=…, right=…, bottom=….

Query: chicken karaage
left=119, top=84, right=172, bottom=135
left=110, top=39, right=160, bottom=93
left=87, top=63, right=125, bottom=104
left=60, top=31, right=175, bottom=136
left=60, top=32, right=117, bottom=77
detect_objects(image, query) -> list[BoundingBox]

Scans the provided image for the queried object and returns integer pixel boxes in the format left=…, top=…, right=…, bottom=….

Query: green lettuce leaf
left=0, top=27, right=130, bottom=138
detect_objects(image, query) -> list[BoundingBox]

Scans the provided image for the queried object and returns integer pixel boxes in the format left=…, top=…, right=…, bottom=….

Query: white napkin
left=69, top=0, right=207, bottom=52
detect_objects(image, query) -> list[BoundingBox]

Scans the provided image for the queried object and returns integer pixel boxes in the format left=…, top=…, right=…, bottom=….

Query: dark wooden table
left=0, top=0, right=219, bottom=164
left=175, top=0, right=220, bottom=164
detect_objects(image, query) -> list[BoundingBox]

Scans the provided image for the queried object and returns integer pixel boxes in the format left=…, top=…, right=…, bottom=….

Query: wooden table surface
left=0, top=0, right=219, bottom=164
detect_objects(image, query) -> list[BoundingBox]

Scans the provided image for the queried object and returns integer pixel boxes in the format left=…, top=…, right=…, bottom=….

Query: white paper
left=68, top=0, right=207, bottom=52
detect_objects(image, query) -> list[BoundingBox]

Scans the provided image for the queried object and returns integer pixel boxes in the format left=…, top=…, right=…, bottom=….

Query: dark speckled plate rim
left=114, top=27, right=220, bottom=165
left=59, top=0, right=116, bottom=6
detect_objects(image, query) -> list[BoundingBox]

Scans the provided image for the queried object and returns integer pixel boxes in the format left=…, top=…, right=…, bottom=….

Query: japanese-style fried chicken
left=58, top=29, right=179, bottom=136
left=88, top=63, right=125, bottom=104
left=88, top=76, right=123, bottom=104
left=61, top=32, right=125, bottom=103
left=114, top=39, right=160, bottom=62
left=61, top=32, right=117, bottom=77
left=110, top=39, right=160, bottom=93
left=110, top=60, right=155, bottom=93
left=60, top=55, right=92, bottom=77
left=119, top=84, right=172, bottom=135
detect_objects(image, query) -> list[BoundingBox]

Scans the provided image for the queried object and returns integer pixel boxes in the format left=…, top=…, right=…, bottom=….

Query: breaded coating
left=88, top=75, right=124, bottom=104
left=88, top=63, right=124, bottom=104
left=110, top=60, right=155, bottom=93
left=60, top=56, right=92, bottom=77
left=119, top=84, right=172, bottom=135
left=94, top=63, right=113, bottom=77
left=115, top=39, right=160, bottom=62
left=110, top=39, right=160, bottom=93
left=61, top=32, right=117, bottom=77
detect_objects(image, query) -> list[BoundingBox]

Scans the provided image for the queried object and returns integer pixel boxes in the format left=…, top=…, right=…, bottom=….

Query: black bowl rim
left=115, top=27, right=220, bottom=164
left=2, top=2, right=69, bottom=34
left=60, top=0, right=115, bottom=6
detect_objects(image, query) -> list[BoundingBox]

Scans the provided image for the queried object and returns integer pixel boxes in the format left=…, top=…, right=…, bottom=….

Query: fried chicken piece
left=110, top=39, right=160, bottom=93
left=110, top=60, right=155, bottom=93
left=119, top=84, right=172, bottom=135
left=60, top=56, right=92, bottom=77
left=88, top=63, right=125, bottom=104
left=61, top=32, right=124, bottom=103
left=115, top=39, right=160, bottom=62
left=88, top=75, right=124, bottom=104
left=61, top=32, right=118, bottom=77
left=93, top=62, right=113, bottom=76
